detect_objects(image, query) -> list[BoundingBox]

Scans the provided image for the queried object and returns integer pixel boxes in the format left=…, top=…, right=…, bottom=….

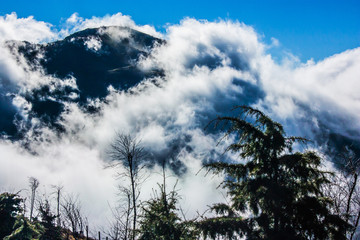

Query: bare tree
left=106, top=192, right=132, bottom=240
left=324, top=150, right=360, bottom=240
left=51, top=184, right=64, bottom=227
left=108, top=133, right=147, bottom=240
left=61, top=194, right=87, bottom=238
left=29, top=177, right=39, bottom=221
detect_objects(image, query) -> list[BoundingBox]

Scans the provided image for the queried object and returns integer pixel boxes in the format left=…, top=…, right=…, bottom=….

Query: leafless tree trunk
left=324, top=151, right=360, bottom=239
left=52, top=184, right=63, bottom=227
left=106, top=191, right=132, bottom=240
left=121, top=189, right=132, bottom=240
left=108, top=133, right=147, bottom=240
left=61, top=194, right=87, bottom=238
left=29, top=177, right=39, bottom=221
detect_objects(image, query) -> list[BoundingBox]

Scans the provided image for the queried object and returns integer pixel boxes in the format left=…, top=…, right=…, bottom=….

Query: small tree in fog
left=61, top=194, right=87, bottom=237
left=138, top=166, right=198, bottom=240
left=38, top=200, right=62, bottom=240
left=109, top=133, right=147, bottom=240
left=106, top=193, right=132, bottom=240
left=324, top=150, right=360, bottom=239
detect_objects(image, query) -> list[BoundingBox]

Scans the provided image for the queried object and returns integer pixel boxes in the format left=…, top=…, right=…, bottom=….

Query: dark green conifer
left=138, top=182, right=198, bottom=240
left=0, top=192, right=23, bottom=239
left=39, top=200, right=62, bottom=240
left=4, top=215, right=42, bottom=240
left=198, top=106, right=350, bottom=239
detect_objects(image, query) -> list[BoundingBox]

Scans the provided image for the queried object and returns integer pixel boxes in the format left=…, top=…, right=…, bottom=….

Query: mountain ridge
left=0, top=26, right=164, bottom=137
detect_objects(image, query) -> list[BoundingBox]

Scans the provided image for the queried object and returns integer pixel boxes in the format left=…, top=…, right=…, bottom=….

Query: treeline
left=1, top=106, right=360, bottom=240
left=0, top=190, right=92, bottom=240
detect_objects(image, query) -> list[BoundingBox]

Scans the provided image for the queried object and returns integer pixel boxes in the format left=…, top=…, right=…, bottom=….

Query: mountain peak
left=0, top=26, right=164, bottom=136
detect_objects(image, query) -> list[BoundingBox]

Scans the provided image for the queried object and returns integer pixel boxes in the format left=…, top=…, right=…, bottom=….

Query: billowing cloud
left=0, top=12, right=359, bottom=233
left=62, top=12, right=162, bottom=39
left=0, top=12, right=56, bottom=42
left=256, top=46, right=360, bottom=156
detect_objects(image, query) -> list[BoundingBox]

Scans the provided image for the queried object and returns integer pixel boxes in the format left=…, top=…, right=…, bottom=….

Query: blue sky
left=1, top=0, right=359, bottom=61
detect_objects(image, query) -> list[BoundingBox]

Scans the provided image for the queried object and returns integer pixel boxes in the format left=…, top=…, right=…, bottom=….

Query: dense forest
left=1, top=106, right=359, bottom=240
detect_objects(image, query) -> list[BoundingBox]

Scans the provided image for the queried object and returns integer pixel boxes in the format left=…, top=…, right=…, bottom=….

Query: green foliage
left=38, top=200, right=62, bottom=240
left=199, top=106, right=350, bottom=239
left=0, top=193, right=63, bottom=240
left=196, top=216, right=249, bottom=239
left=4, top=215, right=43, bottom=240
left=138, top=183, right=198, bottom=240
left=0, top=192, right=23, bottom=239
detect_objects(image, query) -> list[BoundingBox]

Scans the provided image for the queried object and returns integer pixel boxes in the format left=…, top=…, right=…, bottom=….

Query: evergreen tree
left=138, top=182, right=198, bottom=240
left=0, top=192, right=23, bottom=239
left=4, top=215, right=43, bottom=240
left=197, top=106, right=350, bottom=239
left=39, top=200, right=62, bottom=240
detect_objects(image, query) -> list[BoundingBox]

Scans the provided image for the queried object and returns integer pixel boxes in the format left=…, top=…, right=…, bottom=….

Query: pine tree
left=39, top=200, right=62, bottom=240
left=197, top=106, right=350, bottom=239
left=138, top=179, right=198, bottom=240
left=4, top=215, right=43, bottom=240
left=0, top=192, right=23, bottom=239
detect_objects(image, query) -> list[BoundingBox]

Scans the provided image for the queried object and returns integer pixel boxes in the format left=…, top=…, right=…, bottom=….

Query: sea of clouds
left=0, top=12, right=359, bottom=232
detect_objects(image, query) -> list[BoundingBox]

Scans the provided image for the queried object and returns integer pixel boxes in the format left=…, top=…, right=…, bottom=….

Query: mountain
left=1, top=26, right=163, bottom=137
left=16, top=26, right=163, bottom=100
left=0, top=26, right=359, bottom=165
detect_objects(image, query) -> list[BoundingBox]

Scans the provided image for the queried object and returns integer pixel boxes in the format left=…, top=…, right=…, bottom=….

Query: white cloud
left=0, top=138, right=117, bottom=228
left=257, top=47, right=360, bottom=139
left=98, top=26, right=131, bottom=41
left=66, top=12, right=83, bottom=25
left=62, top=12, right=162, bottom=39
left=270, top=37, right=280, bottom=47
left=84, top=36, right=102, bottom=51
left=0, top=12, right=56, bottom=43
